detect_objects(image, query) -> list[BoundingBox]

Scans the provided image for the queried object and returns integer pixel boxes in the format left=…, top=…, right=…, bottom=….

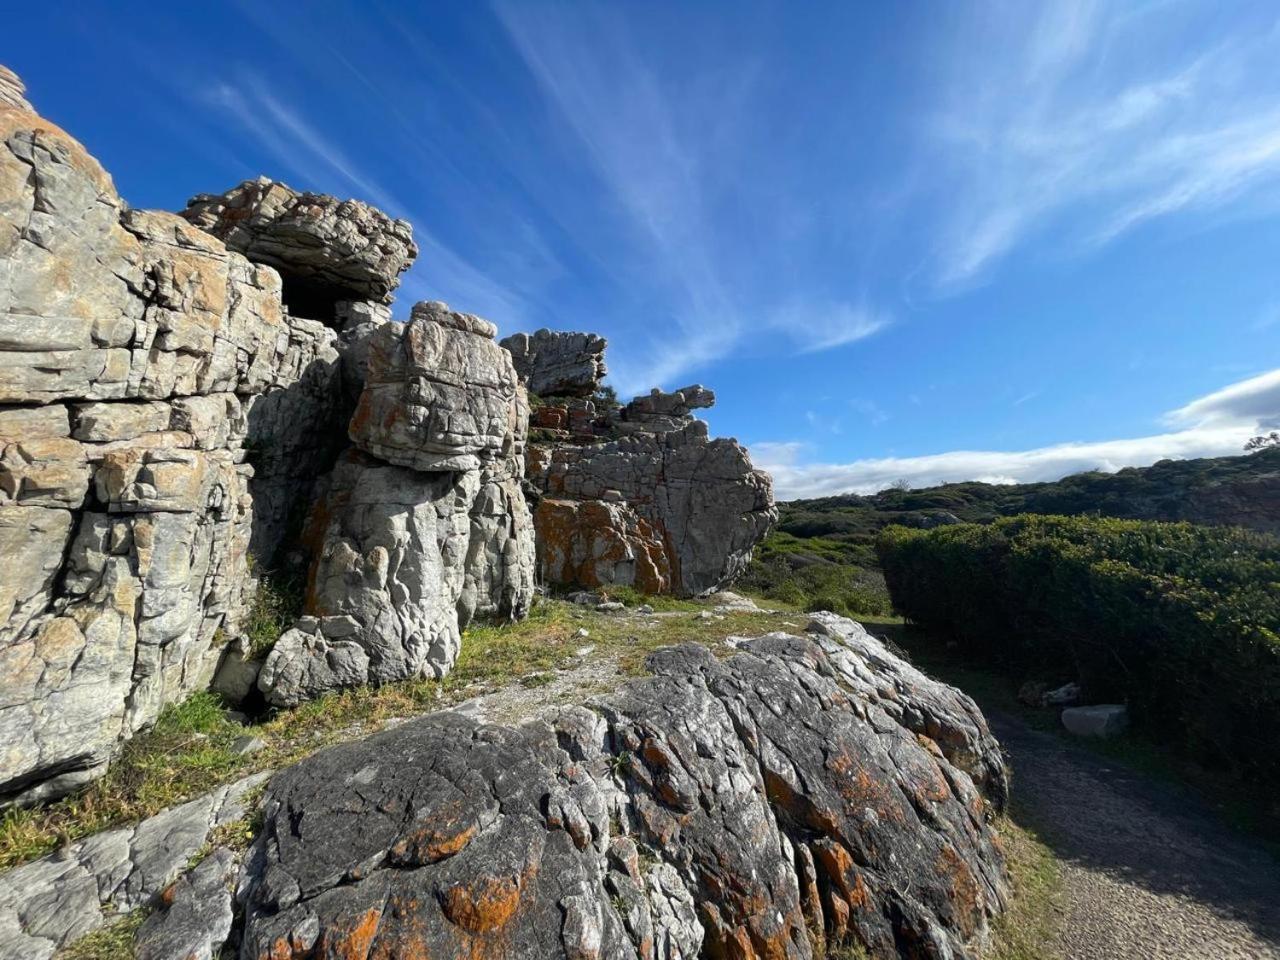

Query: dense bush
left=877, top=515, right=1280, bottom=787
left=739, top=532, right=892, bottom=616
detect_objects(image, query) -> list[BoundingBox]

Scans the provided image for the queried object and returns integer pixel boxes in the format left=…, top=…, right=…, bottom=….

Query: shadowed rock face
left=239, top=614, right=1009, bottom=960
left=528, top=414, right=776, bottom=596
left=499, top=328, right=608, bottom=398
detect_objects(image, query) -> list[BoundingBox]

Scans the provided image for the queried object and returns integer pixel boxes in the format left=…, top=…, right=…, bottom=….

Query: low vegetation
left=738, top=531, right=892, bottom=617
left=878, top=514, right=1280, bottom=793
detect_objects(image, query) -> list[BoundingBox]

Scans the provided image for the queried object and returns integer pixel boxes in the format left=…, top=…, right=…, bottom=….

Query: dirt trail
left=992, top=714, right=1280, bottom=959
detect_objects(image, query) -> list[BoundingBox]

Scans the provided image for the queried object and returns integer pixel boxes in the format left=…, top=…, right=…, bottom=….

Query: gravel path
left=992, top=714, right=1280, bottom=959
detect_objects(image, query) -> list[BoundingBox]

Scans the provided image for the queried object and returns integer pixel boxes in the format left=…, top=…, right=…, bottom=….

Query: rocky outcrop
left=0, top=68, right=535, bottom=800
left=500, top=328, right=607, bottom=398
left=239, top=614, right=1009, bottom=959
left=0, top=80, right=348, bottom=804
left=0, top=772, right=268, bottom=959
left=526, top=385, right=775, bottom=595
left=256, top=302, right=536, bottom=707
left=180, top=176, right=417, bottom=310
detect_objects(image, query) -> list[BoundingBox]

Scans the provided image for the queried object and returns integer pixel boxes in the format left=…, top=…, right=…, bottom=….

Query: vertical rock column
left=257, top=302, right=536, bottom=707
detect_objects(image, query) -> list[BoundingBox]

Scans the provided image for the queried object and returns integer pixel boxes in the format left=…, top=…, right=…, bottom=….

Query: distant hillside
left=779, top=447, right=1280, bottom=540
left=739, top=448, right=1280, bottom=616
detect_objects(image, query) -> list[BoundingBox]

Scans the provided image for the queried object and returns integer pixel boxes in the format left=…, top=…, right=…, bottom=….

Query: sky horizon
left=7, top=1, right=1280, bottom=500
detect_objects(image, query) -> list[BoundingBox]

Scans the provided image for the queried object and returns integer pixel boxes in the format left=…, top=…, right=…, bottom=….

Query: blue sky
left=8, top=1, right=1280, bottom=498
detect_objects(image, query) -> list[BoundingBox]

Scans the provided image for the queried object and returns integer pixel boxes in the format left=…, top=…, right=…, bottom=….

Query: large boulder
left=239, top=614, right=1009, bottom=959
left=350, top=301, right=526, bottom=473
left=529, top=418, right=776, bottom=595
left=257, top=302, right=537, bottom=705
left=180, top=176, right=417, bottom=311
left=0, top=75, right=346, bottom=803
left=500, top=328, right=607, bottom=398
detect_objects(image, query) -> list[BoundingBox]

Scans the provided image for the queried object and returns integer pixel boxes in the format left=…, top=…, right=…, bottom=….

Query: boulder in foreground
left=240, top=613, right=1009, bottom=959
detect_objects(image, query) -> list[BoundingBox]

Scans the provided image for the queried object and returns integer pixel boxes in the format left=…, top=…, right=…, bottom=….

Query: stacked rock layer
left=508, top=334, right=777, bottom=596
left=0, top=70, right=536, bottom=801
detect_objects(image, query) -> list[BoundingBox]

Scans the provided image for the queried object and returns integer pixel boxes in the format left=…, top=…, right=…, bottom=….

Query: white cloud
left=752, top=367, right=1277, bottom=500
left=1167, top=367, right=1280, bottom=430
left=923, top=5, right=1280, bottom=288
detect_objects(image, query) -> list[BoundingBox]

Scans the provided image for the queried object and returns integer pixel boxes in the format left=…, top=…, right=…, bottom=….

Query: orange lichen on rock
left=534, top=497, right=672, bottom=594
left=318, top=906, right=383, bottom=960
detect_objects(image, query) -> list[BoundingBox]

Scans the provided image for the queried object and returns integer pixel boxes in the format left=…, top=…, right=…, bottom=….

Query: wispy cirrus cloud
left=201, top=76, right=530, bottom=324
left=921, top=3, right=1280, bottom=289
left=492, top=2, right=890, bottom=394
left=753, top=366, right=1277, bottom=500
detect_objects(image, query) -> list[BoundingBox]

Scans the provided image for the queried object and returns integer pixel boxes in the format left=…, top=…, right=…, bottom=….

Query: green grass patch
left=987, top=818, right=1065, bottom=960
left=58, top=910, right=146, bottom=960
left=243, top=569, right=306, bottom=658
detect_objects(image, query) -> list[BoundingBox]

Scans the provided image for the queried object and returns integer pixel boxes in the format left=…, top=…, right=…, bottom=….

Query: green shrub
left=876, top=515, right=1280, bottom=788
left=739, top=534, right=892, bottom=616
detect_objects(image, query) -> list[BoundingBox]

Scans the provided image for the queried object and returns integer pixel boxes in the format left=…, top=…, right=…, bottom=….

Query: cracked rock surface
left=240, top=614, right=1009, bottom=959
left=0, top=772, right=267, bottom=960
left=180, top=176, right=417, bottom=307
left=499, top=328, right=607, bottom=398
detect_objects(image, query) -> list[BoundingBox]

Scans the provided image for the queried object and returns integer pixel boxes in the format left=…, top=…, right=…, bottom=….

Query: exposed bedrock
left=0, top=79, right=352, bottom=803
left=0, top=67, right=538, bottom=801
left=499, top=327, right=608, bottom=398
left=180, top=176, right=418, bottom=311
left=240, top=614, right=1010, bottom=960
left=528, top=409, right=776, bottom=596
left=257, top=302, right=536, bottom=707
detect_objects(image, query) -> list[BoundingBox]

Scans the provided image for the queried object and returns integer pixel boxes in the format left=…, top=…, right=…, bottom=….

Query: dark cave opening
left=279, top=274, right=352, bottom=328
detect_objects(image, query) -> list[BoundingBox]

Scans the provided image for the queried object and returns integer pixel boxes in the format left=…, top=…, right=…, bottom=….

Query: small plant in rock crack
left=607, top=751, right=632, bottom=778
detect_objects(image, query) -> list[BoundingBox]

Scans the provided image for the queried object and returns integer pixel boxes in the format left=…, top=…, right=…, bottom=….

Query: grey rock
left=1062, top=703, right=1129, bottom=739
left=500, top=328, right=607, bottom=398
left=0, top=66, right=31, bottom=113
left=349, top=300, right=526, bottom=473
left=135, top=847, right=237, bottom=960
left=239, top=614, right=1008, bottom=959
left=0, top=772, right=268, bottom=958
left=529, top=420, right=776, bottom=596
left=232, top=736, right=266, bottom=757
left=180, top=176, right=417, bottom=308
left=0, top=72, right=355, bottom=801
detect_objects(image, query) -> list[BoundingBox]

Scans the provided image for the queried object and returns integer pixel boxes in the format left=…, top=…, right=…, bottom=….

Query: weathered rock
left=0, top=67, right=31, bottom=113
left=180, top=176, right=417, bottom=310
left=0, top=773, right=268, bottom=959
left=1062, top=703, right=1129, bottom=739
left=500, top=328, right=607, bottom=398
left=134, top=846, right=237, bottom=960
left=349, top=300, right=525, bottom=473
left=535, top=497, right=672, bottom=594
left=0, top=68, right=347, bottom=802
left=239, top=615, right=1008, bottom=959
left=529, top=419, right=776, bottom=595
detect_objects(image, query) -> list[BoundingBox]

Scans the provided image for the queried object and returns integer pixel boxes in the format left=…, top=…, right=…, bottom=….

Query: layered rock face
left=500, top=328, right=607, bottom=398
left=181, top=176, right=417, bottom=310
left=239, top=613, right=1009, bottom=960
left=0, top=69, right=536, bottom=799
left=258, top=302, right=535, bottom=708
left=0, top=77, right=344, bottom=803
left=523, top=369, right=776, bottom=595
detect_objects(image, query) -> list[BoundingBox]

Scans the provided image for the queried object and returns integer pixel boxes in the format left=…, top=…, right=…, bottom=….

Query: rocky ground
left=992, top=714, right=1280, bottom=960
